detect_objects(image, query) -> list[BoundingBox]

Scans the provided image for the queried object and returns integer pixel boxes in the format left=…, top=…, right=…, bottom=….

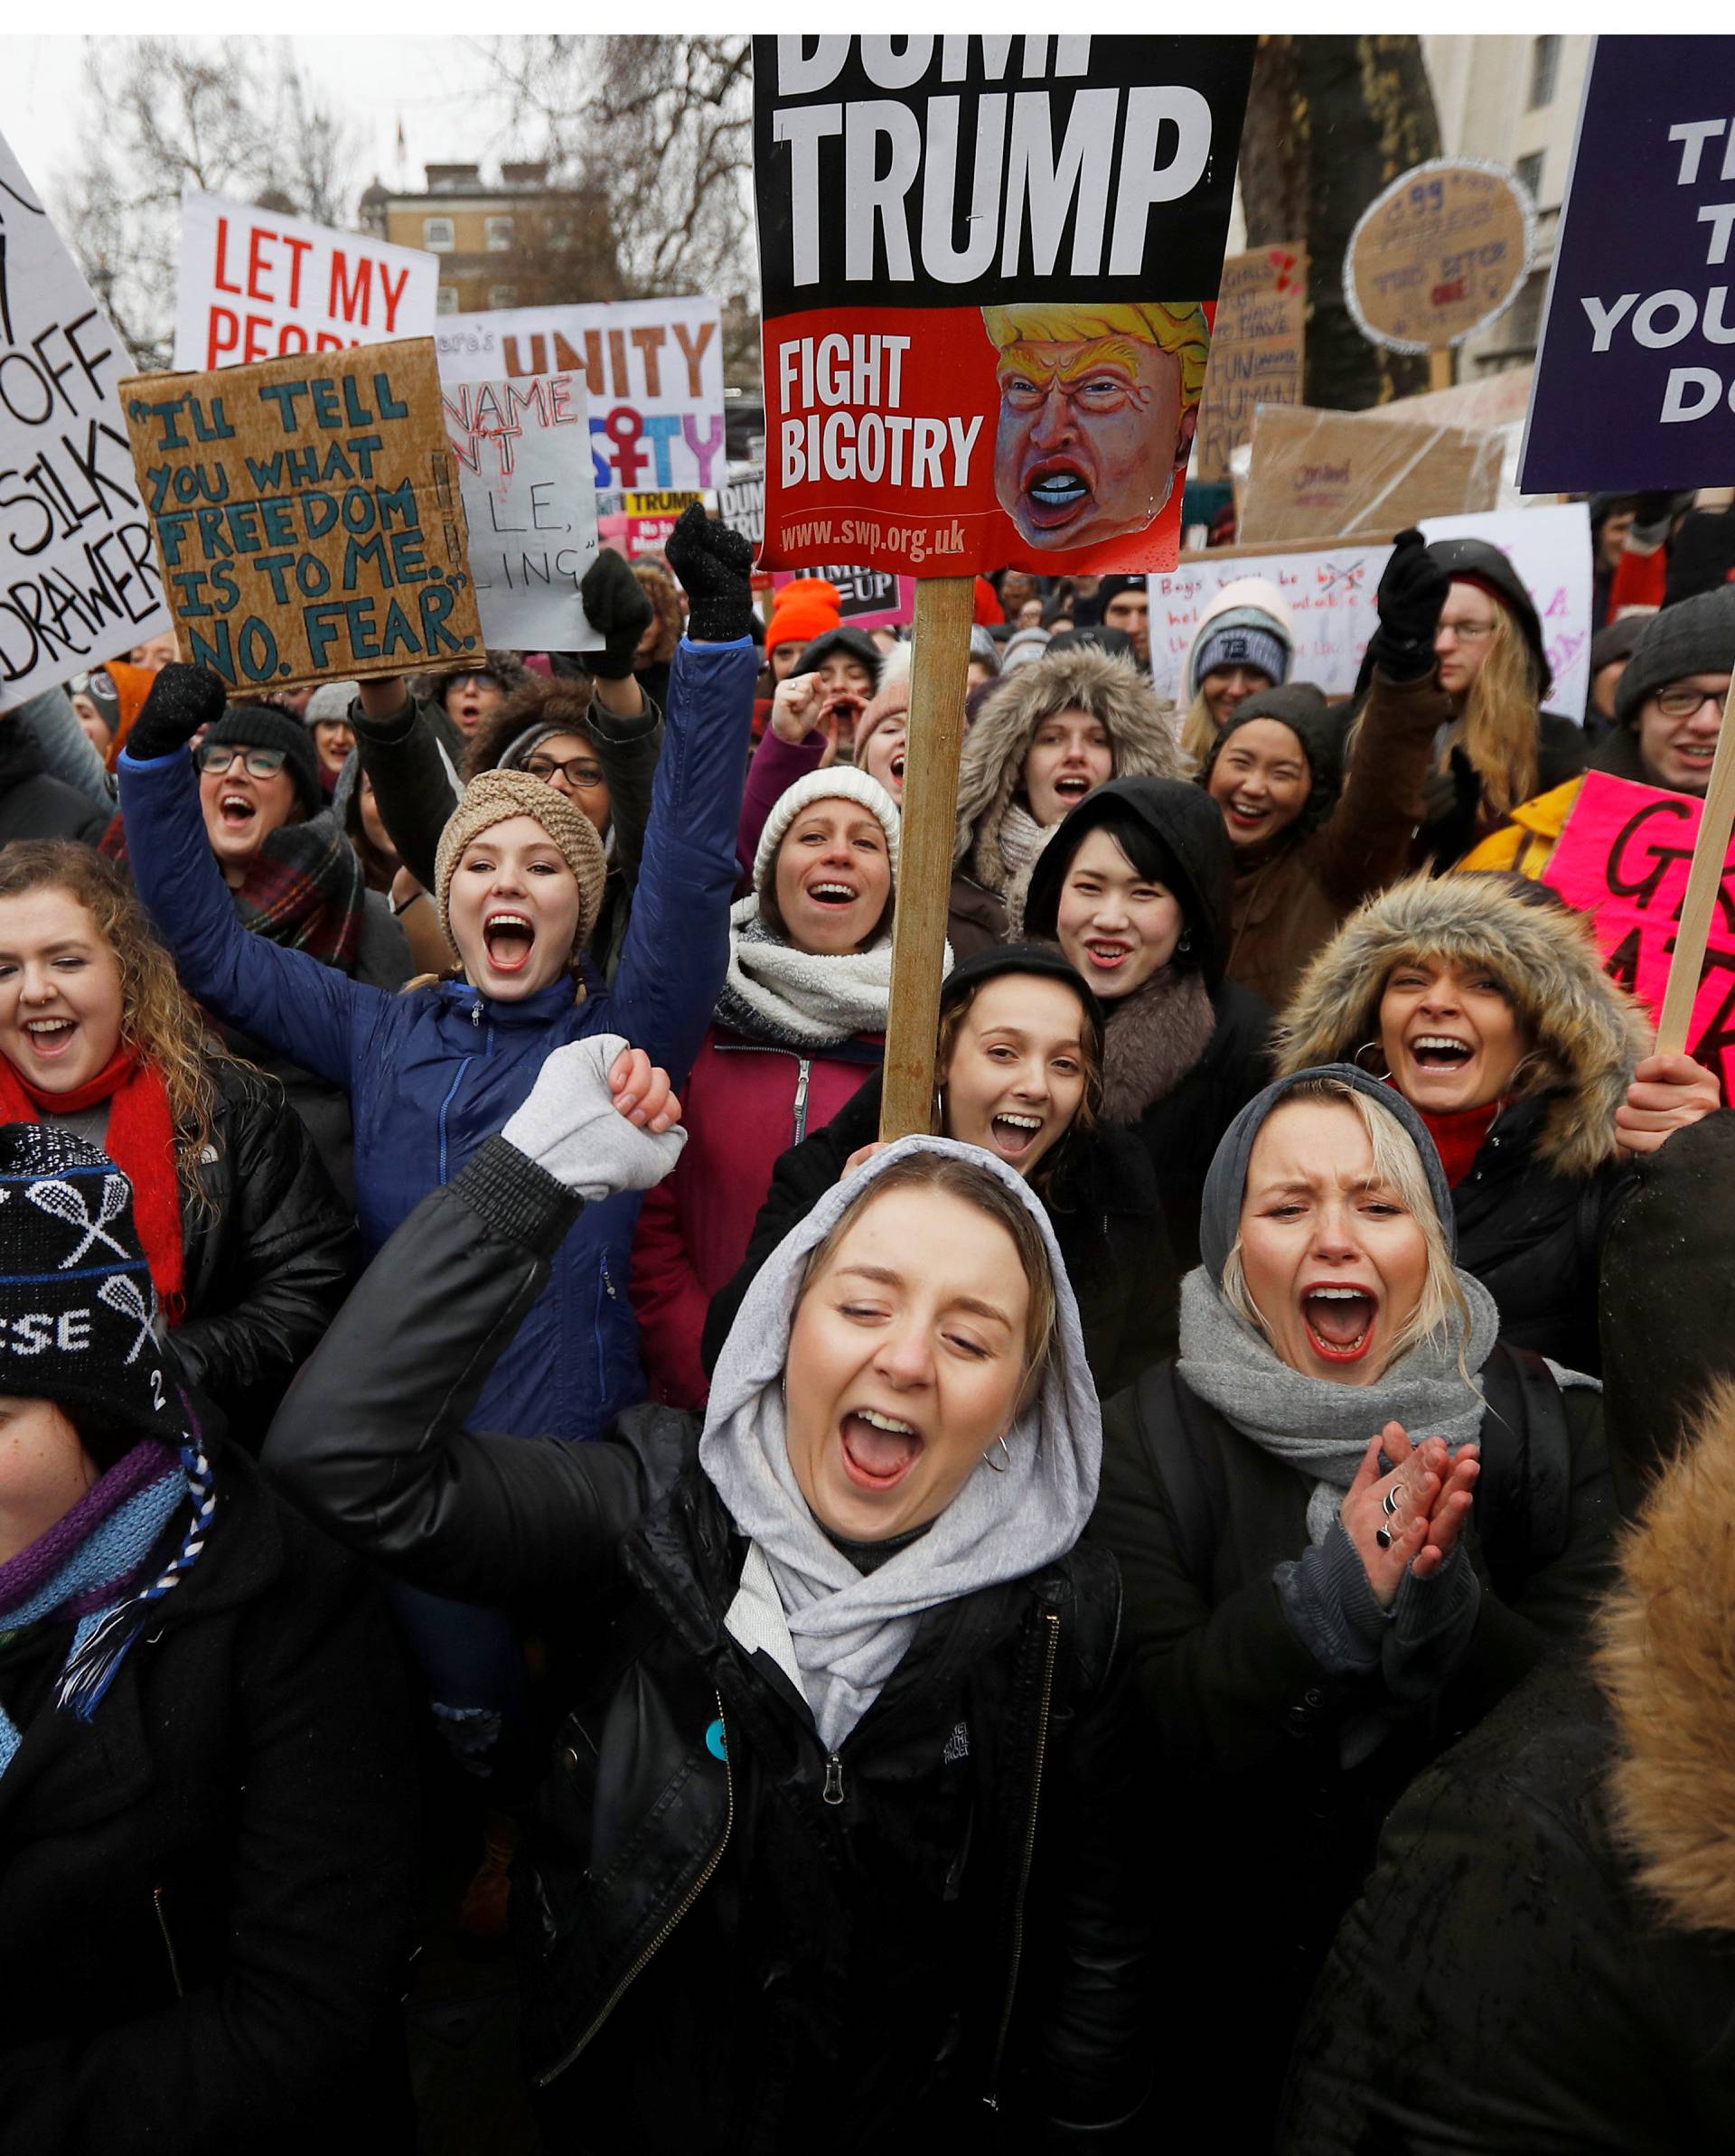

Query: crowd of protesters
left=2, top=476, right=1733, bottom=2156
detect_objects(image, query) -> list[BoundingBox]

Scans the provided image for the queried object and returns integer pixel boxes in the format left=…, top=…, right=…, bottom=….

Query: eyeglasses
left=1435, top=618, right=1495, bottom=643
left=197, top=744, right=288, bottom=778
left=1653, top=685, right=1729, bottom=720
left=524, top=753, right=605, bottom=790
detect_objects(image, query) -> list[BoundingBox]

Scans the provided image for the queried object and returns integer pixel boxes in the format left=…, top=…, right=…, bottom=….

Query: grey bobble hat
left=1613, top=586, right=1735, bottom=729
left=1198, top=1064, right=1455, bottom=1281
left=303, top=680, right=359, bottom=726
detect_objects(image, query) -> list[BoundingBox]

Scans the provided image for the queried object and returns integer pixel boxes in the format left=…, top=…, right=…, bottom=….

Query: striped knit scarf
left=0, top=1430, right=214, bottom=1775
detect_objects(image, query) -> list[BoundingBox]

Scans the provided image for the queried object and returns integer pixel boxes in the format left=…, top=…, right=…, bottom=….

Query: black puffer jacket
left=171, top=1061, right=353, bottom=1431
left=0, top=1446, right=417, bottom=2155
left=265, top=1138, right=1154, bottom=2148
left=699, top=1069, right=1180, bottom=1393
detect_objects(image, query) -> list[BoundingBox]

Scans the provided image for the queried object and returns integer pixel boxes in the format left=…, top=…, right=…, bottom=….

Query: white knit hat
left=752, top=767, right=902, bottom=902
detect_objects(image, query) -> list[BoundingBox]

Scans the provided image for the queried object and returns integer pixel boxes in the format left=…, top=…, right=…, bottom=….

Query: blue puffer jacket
left=119, top=636, right=756, bottom=1441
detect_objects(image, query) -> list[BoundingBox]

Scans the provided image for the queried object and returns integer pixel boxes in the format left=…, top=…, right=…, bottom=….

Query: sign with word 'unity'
left=437, top=298, right=727, bottom=500
left=752, top=34, right=1254, bottom=579
left=1546, top=769, right=1735, bottom=1101
left=122, top=338, right=483, bottom=690
left=174, top=194, right=437, bottom=372
left=1522, top=38, right=1735, bottom=489
left=0, top=129, right=172, bottom=706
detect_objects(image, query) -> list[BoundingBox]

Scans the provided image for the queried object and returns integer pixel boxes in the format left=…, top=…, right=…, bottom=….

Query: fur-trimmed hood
left=1599, top=1379, right=1735, bottom=1936
left=1273, top=874, right=1650, bottom=1179
left=952, top=648, right=1185, bottom=895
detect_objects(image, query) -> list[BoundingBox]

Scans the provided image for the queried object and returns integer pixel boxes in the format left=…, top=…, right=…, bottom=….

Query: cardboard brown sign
left=1194, top=245, right=1308, bottom=485
left=120, top=338, right=482, bottom=691
left=1346, top=160, right=1533, bottom=355
left=1238, top=402, right=1503, bottom=546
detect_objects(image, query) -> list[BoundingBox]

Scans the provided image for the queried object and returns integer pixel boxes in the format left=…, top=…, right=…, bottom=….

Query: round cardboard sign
left=1345, top=159, right=1534, bottom=354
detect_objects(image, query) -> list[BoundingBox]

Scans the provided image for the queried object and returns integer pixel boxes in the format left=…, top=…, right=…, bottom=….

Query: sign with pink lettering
left=436, top=298, right=727, bottom=501
left=174, top=193, right=438, bottom=372
left=1544, top=770, right=1735, bottom=1101
left=770, top=565, right=916, bottom=633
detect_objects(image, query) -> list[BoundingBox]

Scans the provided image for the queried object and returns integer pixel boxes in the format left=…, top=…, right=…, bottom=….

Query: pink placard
left=1543, top=770, right=1735, bottom=1100
left=770, top=566, right=916, bottom=633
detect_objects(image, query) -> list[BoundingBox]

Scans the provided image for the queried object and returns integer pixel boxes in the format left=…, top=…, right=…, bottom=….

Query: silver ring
left=1382, top=1486, right=1404, bottom=1517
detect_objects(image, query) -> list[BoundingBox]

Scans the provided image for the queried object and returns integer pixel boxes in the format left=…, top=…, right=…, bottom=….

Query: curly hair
left=0, top=844, right=229, bottom=1215
left=633, top=563, right=684, bottom=667
left=463, top=678, right=596, bottom=782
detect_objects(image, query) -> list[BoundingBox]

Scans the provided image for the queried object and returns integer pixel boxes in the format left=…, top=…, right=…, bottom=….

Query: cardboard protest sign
left=1194, top=246, right=1307, bottom=484
left=1545, top=769, right=1735, bottom=1099
left=0, top=131, right=172, bottom=707
left=1346, top=160, right=1533, bottom=355
left=1238, top=403, right=1503, bottom=547
left=441, top=370, right=601, bottom=651
left=772, top=564, right=917, bottom=632
left=1522, top=37, right=1735, bottom=490
left=174, top=194, right=437, bottom=373
left=1146, top=501, right=1592, bottom=717
left=752, top=34, right=1254, bottom=579
left=121, top=338, right=483, bottom=691
left=437, top=299, right=727, bottom=497
left=720, top=466, right=766, bottom=548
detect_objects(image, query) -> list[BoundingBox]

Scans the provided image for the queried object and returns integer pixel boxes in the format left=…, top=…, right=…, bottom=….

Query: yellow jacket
left=1458, top=776, right=1586, bottom=880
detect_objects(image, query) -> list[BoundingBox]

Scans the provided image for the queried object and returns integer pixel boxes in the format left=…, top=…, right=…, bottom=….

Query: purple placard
left=1521, top=36, right=1735, bottom=492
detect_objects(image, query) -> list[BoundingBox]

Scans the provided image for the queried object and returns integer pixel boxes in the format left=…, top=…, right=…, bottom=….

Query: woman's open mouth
left=989, top=1110, right=1046, bottom=1160
left=805, top=880, right=861, bottom=910
left=219, top=792, right=257, bottom=830
left=22, top=1016, right=78, bottom=1059
left=1082, top=938, right=1133, bottom=971
left=839, top=1406, right=924, bottom=1490
left=1053, top=772, right=1093, bottom=801
left=1302, top=1284, right=1378, bottom=1363
left=1021, top=461, right=1093, bottom=530
left=483, top=911, right=537, bottom=972
left=1407, top=1034, right=1476, bottom=1072
left=1226, top=796, right=1271, bottom=831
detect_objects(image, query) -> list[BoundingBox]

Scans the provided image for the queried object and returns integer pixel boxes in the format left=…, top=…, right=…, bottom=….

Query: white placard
left=1148, top=502, right=1593, bottom=721
left=436, top=297, right=727, bottom=498
left=174, top=192, right=437, bottom=372
left=442, top=370, right=602, bottom=651
left=0, top=130, right=171, bottom=708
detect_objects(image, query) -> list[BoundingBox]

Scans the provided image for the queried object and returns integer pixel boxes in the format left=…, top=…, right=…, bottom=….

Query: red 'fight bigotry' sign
left=751, top=34, right=1253, bottom=579
left=174, top=194, right=438, bottom=372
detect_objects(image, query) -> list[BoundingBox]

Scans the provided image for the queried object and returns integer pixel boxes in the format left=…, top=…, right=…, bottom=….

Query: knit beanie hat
left=1590, top=615, right=1647, bottom=677
left=764, top=580, right=843, bottom=658
left=1095, top=574, right=1147, bottom=613
left=853, top=643, right=913, bottom=773
left=789, top=625, right=882, bottom=687
left=203, top=703, right=323, bottom=817
left=752, top=767, right=902, bottom=905
left=1202, top=683, right=1344, bottom=841
left=1001, top=627, right=1051, bottom=672
left=1198, top=1063, right=1454, bottom=1281
left=1614, top=586, right=1735, bottom=729
left=432, top=768, right=609, bottom=953
left=304, top=680, right=359, bottom=726
left=78, top=670, right=120, bottom=738
left=1193, top=617, right=1290, bottom=693
left=0, top=1124, right=191, bottom=1460
left=969, top=625, right=1002, bottom=675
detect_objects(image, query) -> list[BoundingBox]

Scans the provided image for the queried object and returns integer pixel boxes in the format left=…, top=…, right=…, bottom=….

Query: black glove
left=578, top=548, right=655, bottom=681
left=1368, top=528, right=1449, bottom=682
left=664, top=502, right=754, bottom=643
left=1631, top=490, right=1691, bottom=549
left=126, top=662, right=228, bottom=761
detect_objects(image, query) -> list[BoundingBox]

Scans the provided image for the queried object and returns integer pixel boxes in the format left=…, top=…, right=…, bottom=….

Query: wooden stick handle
left=879, top=576, right=974, bottom=1139
left=1656, top=676, right=1735, bottom=1054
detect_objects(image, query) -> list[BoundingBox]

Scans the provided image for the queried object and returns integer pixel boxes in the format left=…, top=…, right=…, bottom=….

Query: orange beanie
left=764, top=579, right=843, bottom=660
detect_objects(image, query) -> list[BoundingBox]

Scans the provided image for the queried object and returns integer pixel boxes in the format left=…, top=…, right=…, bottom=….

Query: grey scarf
left=712, top=897, right=905, bottom=1051
left=699, top=1137, right=1102, bottom=1751
left=1100, top=965, right=1217, bottom=1123
left=1176, top=1265, right=1501, bottom=1546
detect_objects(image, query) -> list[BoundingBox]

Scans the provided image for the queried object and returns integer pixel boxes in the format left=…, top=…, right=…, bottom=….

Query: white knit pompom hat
left=752, top=767, right=902, bottom=904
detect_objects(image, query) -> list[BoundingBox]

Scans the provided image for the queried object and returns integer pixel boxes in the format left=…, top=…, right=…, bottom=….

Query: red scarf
left=0, top=1048, right=185, bottom=1323
left=1413, top=1097, right=1502, bottom=1189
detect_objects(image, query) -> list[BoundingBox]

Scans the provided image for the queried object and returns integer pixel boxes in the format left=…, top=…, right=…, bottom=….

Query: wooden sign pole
left=879, top=576, right=975, bottom=1139
left=1655, top=677, right=1735, bottom=1055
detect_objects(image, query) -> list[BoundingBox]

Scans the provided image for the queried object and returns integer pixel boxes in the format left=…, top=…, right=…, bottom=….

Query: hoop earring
left=1176, top=929, right=1194, bottom=958
left=984, top=1434, right=1012, bottom=1474
left=1353, top=1038, right=1392, bottom=1081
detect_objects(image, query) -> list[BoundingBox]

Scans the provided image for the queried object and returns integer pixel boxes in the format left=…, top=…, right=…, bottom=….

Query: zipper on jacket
left=535, top=1692, right=734, bottom=2088
left=792, top=1057, right=813, bottom=1145
left=984, top=1609, right=1060, bottom=2112
left=822, top=1752, right=844, bottom=1805
left=153, top=1886, right=185, bottom=1999
left=436, top=1055, right=474, bottom=1186
left=471, top=998, right=482, bottom=1027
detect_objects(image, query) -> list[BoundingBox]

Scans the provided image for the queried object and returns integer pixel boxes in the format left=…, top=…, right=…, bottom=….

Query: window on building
left=424, top=216, right=455, bottom=252
left=1528, top=35, right=1560, bottom=109
left=1515, top=150, right=1545, bottom=205
left=485, top=215, right=514, bottom=251
left=436, top=286, right=459, bottom=316
left=488, top=286, right=518, bottom=311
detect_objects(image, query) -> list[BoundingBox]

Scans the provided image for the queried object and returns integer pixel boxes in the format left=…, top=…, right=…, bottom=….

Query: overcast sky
left=2, top=34, right=539, bottom=205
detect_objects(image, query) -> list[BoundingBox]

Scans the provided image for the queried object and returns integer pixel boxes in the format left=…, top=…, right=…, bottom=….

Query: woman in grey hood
left=1091, top=1063, right=1617, bottom=2145
left=266, top=1037, right=1151, bottom=2149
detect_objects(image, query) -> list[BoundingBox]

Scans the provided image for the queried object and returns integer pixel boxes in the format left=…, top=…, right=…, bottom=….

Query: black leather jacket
left=264, top=1137, right=1153, bottom=2147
